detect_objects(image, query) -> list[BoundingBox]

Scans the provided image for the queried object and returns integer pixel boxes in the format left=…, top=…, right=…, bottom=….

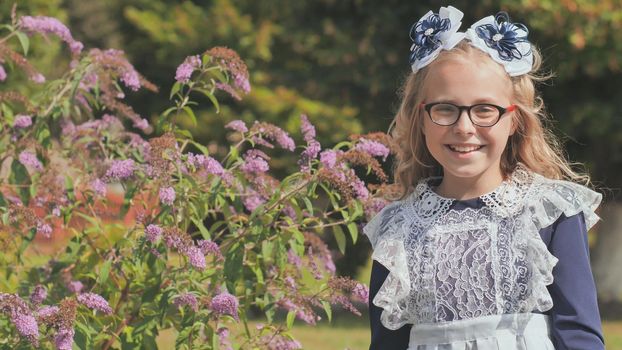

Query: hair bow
left=409, top=6, right=465, bottom=73
left=408, top=8, right=533, bottom=77
left=466, top=12, right=533, bottom=76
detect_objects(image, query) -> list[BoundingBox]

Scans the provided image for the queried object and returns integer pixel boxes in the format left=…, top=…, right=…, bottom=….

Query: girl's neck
left=435, top=169, right=505, bottom=200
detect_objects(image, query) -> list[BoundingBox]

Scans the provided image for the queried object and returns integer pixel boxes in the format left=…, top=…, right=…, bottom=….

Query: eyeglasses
left=421, top=102, right=516, bottom=127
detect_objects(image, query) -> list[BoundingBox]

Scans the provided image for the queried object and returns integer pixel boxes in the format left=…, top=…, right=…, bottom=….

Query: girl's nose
left=453, top=110, right=476, bottom=134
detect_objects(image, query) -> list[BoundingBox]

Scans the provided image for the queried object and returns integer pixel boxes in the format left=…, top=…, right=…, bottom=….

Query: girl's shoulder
left=523, top=171, right=602, bottom=231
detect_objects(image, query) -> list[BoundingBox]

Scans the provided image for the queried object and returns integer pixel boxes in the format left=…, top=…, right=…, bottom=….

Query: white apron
left=408, top=313, right=554, bottom=350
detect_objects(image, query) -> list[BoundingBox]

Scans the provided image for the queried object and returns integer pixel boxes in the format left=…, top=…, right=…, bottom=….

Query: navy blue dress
left=368, top=198, right=605, bottom=350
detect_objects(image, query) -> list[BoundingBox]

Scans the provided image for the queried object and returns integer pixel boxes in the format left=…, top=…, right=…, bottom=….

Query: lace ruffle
left=527, top=173, right=602, bottom=231
left=371, top=239, right=412, bottom=329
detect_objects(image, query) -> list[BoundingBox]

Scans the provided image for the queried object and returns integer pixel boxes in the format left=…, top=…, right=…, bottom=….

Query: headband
left=408, top=6, right=533, bottom=76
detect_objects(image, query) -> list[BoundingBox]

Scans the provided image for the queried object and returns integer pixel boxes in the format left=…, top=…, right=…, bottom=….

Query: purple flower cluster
left=89, top=49, right=142, bottom=91
left=91, top=178, right=107, bottom=197
left=105, top=159, right=135, bottom=180
left=299, top=114, right=316, bottom=143
left=252, top=122, right=296, bottom=151
left=133, top=118, right=149, bottom=131
left=18, top=16, right=83, bottom=55
left=31, top=73, right=46, bottom=84
left=120, top=70, right=140, bottom=91
left=18, top=151, right=43, bottom=171
left=319, top=149, right=340, bottom=169
left=185, top=246, right=206, bottom=269
left=352, top=176, right=369, bottom=200
left=364, top=197, right=389, bottom=218
left=205, top=156, right=225, bottom=176
left=352, top=283, right=370, bottom=303
left=210, top=291, right=239, bottom=320
left=355, top=138, right=390, bottom=161
left=243, top=190, right=265, bottom=212
left=263, top=334, right=302, bottom=350
left=77, top=292, right=113, bottom=314
left=240, top=150, right=269, bottom=174
left=145, top=224, right=163, bottom=243
left=30, top=285, right=47, bottom=305
left=12, top=312, right=39, bottom=346
left=234, top=73, right=251, bottom=94
left=287, top=249, right=302, bottom=268
left=197, top=239, right=223, bottom=260
left=215, top=82, right=242, bottom=101
left=13, top=114, right=33, bottom=129
left=0, top=293, right=39, bottom=346
left=67, top=280, right=84, bottom=294
left=37, top=305, right=59, bottom=319
left=217, top=327, right=233, bottom=350
left=54, top=327, right=75, bottom=350
left=225, top=120, right=248, bottom=133
left=173, top=292, right=199, bottom=311
left=36, top=222, right=53, bottom=238
left=175, top=55, right=201, bottom=83
left=159, top=186, right=176, bottom=206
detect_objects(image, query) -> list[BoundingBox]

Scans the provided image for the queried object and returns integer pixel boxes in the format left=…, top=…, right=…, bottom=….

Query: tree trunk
left=591, top=202, right=622, bottom=319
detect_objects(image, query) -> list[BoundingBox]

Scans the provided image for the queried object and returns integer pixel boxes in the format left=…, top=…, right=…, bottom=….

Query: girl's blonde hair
left=388, top=41, right=589, bottom=200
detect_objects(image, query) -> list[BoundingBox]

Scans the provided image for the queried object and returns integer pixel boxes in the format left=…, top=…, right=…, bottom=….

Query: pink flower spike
left=355, top=138, right=390, bottom=161
left=210, top=291, right=239, bottom=320
left=77, top=292, right=113, bottom=314
left=159, top=186, right=176, bottom=206
left=0, top=64, right=6, bottom=81
left=18, top=151, right=43, bottom=171
left=18, top=16, right=83, bottom=55
left=175, top=55, right=202, bottom=83
left=225, top=120, right=248, bottom=133
left=13, top=114, right=33, bottom=129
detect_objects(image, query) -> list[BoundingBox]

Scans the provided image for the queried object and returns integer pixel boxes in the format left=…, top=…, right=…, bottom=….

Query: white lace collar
left=406, top=164, right=533, bottom=224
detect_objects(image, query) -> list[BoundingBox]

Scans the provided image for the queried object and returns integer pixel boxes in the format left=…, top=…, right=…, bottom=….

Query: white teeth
left=448, top=145, right=482, bottom=153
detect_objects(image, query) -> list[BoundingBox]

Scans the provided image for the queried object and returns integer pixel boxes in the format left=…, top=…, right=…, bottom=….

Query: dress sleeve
left=545, top=212, right=605, bottom=350
left=369, top=260, right=411, bottom=350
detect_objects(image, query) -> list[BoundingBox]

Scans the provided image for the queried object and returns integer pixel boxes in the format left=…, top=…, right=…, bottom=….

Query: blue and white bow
left=409, top=6, right=465, bottom=73
left=466, top=12, right=533, bottom=76
left=409, top=7, right=533, bottom=77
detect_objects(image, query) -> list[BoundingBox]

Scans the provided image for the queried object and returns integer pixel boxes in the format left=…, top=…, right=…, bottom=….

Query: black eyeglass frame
left=421, top=102, right=517, bottom=127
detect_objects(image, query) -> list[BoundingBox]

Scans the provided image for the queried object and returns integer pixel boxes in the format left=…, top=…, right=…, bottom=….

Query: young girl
left=364, top=6, right=605, bottom=350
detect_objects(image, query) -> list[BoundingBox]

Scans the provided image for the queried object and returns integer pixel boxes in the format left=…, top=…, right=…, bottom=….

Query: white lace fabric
left=363, top=165, right=602, bottom=330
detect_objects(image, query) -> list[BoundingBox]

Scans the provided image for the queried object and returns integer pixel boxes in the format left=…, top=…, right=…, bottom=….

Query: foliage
left=0, top=10, right=391, bottom=349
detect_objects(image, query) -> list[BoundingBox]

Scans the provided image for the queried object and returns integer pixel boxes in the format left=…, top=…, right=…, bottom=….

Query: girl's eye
left=472, top=105, right=498, bottom=118
left=432, top=104, right=457, bottom=115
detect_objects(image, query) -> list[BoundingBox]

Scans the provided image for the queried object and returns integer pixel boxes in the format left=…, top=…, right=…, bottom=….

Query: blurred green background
left=2, top=0, right=622, bottom=348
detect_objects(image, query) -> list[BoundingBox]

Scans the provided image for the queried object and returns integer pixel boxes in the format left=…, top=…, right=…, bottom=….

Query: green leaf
left=347, top=222, right=359, bottom=244
left=98, top=259, right=112, bottom=285
left=9, top=159, right=31, bottom=205
left=191, top=217, right=210, bottom=240
left=203, top=90, right=220, bottom=113
left=321, top=300, right=333, bottom=322
left=182, top=106, right=197, bottom=126
left=333, top=225, right=347, bottom=254
left=65, top=175, right=76, bottom=202
left=187, top=139, right=210, bottom=156
left=286, top=310, right=296, bottom=329
left=169, top=81, right=182, bottom=99
left=16, top=31, right=29, bottom=55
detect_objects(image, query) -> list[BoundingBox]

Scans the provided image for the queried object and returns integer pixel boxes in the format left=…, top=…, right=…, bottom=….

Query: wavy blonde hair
left=388, top=41, right=589, bottom=200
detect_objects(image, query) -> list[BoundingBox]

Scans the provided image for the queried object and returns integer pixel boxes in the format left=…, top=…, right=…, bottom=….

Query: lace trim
left=363, top=166, right=601, bottom=329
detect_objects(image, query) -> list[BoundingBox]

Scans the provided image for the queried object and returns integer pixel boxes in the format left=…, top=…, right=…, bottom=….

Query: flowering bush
left=0, top=7, right=392, bottom=349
